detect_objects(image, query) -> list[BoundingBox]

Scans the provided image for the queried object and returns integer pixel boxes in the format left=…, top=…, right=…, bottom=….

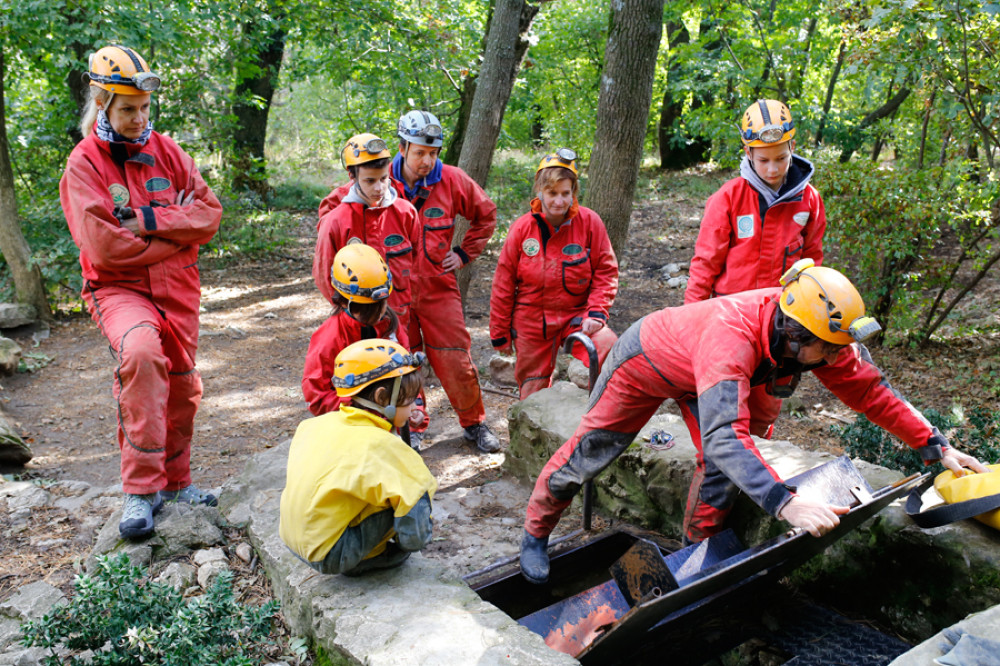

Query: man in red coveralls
left=685, top=99, right=826, bottom=304
left=518, top=260, right=988, bottom=584
left=390, top=110, right=500, bottom=453
left=60, top=45, right=222, bottom=539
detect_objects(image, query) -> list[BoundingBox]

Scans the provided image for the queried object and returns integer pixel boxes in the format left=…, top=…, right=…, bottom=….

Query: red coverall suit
left=490, top=201, right=619, bottom=398
left=312, top=187, right=418, bottom=329
left=524, top=288, right=948, bottom=543
left=392, top=157, right=497, bottom=428
left=685, top=156, right=826, bottom=304
left=61, top=130, right=221, bottom=496
left=301, top=311, right=408, bottom=416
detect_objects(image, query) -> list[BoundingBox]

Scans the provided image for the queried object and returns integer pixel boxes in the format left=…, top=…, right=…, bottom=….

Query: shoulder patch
left=384, top=234, right=405, bottom=247
left=793, top=212, right=810, bottom=226
left=736, top=214, right=755, bottom=239
left=423, top=207, right=445, bottom=219
left=145, top=177, right=171, bottom=193
left=562, top=243, right=584, bottom=256
left=108, top=183, right=130, bottom=207
left=522, top=238, right=540, bottom=257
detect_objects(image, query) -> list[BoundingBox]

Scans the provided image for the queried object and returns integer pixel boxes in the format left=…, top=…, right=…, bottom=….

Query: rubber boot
left=519, top=530, right=550, bottom=584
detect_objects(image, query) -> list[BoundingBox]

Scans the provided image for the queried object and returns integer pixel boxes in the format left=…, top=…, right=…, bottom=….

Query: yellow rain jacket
left=279, top=406, right=437, bottom=563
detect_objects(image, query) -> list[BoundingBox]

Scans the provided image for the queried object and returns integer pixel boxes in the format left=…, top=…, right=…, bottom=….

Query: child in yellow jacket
left=280, top=339, right=436, bottom=575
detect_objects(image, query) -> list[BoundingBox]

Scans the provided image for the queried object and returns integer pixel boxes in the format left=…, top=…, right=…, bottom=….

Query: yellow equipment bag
left=906, top=464, right=1000, bottom=530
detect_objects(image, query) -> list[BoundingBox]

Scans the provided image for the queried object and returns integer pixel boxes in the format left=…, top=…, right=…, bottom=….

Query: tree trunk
left=917, top=88, right=937, bottom=170
left=454, top=0, right=541, bottom=299
left=586, top=0, right=665, bottom=260
left=838, top=86, right=911, bottom=163
left=443, top=76, right=477, bottom=166
left=658, top=20, right=708, bottom=169
left=815, top=39, right=845, bottom=146
left=0, top=50, right=52, bottom=322
left=229, top=11, right=286, bottom=196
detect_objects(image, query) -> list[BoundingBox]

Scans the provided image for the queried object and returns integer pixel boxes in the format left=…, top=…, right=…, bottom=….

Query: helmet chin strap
left=352, top=376, right=402, bottom=421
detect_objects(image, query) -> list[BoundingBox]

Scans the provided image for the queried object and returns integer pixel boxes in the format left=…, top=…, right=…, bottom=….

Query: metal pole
left=563, top=331, right=599, bottom=531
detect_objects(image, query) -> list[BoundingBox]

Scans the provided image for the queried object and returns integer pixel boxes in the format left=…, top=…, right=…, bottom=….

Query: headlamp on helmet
left=330, top=244, right=393, bottom=304
left=536, top=148, right=579, bottom=176
left=778, top=259, right=879, bottom=345
left=342, top=133, right=392, bottom=169
left=740, top=99, right=796, bottom=147
left=397, top=110, right=444, bottom=148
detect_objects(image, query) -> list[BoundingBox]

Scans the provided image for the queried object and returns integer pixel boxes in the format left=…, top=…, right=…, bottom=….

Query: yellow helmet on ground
left=536, top=148, right=578, bottom=176
left=342, top=133, right=392, bottom=168
left=88, top=45, right=161, bottom=95
left=740, top=99, right=795, bottom=147
left=778, top=259, right=881, bottom=345
left=331, top=244, right=392, bottom=304
left=333, top=340, right=425, bottom=398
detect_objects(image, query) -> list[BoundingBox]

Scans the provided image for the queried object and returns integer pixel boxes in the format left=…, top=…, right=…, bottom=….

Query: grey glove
left=935, top=628, right=1000, bottom=666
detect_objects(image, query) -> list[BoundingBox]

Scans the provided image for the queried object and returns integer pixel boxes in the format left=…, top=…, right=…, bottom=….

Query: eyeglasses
left=350, top=138, right=388, bottom=157
left=742, top=121, right=793, bottom=144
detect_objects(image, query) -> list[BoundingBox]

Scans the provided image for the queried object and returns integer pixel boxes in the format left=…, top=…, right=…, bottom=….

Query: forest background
left=0, top=0, right=998, bottom=347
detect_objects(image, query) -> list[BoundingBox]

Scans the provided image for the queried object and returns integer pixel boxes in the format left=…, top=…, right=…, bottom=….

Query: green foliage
left=204, top=206, right=299, bottom=263
left=837, top=405, right=1000, bottom=474
left=818, top=154, right=998, bottom=344
left=20, top=552, right=278, bottom=666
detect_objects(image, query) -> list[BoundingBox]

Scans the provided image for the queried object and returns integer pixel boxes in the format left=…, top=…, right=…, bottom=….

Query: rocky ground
left=1, top=166, right=998, bottom=659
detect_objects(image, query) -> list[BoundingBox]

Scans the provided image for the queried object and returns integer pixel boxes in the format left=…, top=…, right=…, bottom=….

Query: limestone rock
left=0, top=411, right=30, bottom=466
left=155, top=562, right=197, bottom=592
left=0, top=581, right=65, bottom=622
left=890, top=604, right=1000, bottom=665
left=488, top=355, right=517, bottom=388
left=0, top=338, right=21, bottom=376
left=192, top=547, right=227, bottom=567
left=566, top=358, right=591, bottom=390
left=0, top=304, right=36, bottom=330
left=666, top=276, right=688, bottom=289
left=197, top=560, right=229, bottom=589
left=235, top=542, right=253, bottom=563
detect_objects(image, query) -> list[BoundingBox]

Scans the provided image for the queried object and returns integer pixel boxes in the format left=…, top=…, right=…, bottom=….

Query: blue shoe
left=161, top=485, right=218, bottom=507
left=119, top=493, right=163, bottom=539
left=519, top=530, right=550, bottom=584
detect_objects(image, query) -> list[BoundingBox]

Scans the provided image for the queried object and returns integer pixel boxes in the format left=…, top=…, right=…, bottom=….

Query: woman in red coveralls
left=490, top=150, right=619, bottom=399
left=60, top=45, right=222, bottom=539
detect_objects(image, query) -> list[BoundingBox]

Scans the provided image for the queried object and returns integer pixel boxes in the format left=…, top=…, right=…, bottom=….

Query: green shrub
left=836, top=406, right=1000, bottom=474
left=20, top=552, right=278, bottom=666
left=204, top=206, right=299, bottom=263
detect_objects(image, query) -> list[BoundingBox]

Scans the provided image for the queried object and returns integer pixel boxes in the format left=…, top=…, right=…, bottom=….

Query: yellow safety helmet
left=778, top=259, right=881, bottom=346
left=333, top=339, right=425, bottom=398
left=536, top=148, right=579, bottom=176
left=331, top=244, right=392, bottom=304
left=740, top=99, right=795, bottom=147
left=87, top=45, right=161, bottom=95
left=342, top=133, right=392, bottom=168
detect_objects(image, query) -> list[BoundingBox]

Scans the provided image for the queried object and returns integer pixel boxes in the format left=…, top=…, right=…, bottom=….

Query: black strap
left=905, top=475, right=1000, bottom=528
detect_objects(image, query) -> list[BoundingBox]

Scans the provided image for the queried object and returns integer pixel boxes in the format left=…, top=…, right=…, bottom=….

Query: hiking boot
left=519, top=530, right=550, bottom=584
left=161, top=485, right=218, bottom=507
left=464, top=423, right=501, bottom=453
left=119, top=493, right=164, bottom=539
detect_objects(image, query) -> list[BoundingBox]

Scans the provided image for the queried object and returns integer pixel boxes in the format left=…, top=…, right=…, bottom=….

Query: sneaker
left=161, top=485, right=218, bottom=507
left=409, top=430, right=424, bottom=451
left=519, top=530, right=550, bottom=584
left=463, top=423, right=501, bottom=453
left=119, top=493, right=164, bottom=539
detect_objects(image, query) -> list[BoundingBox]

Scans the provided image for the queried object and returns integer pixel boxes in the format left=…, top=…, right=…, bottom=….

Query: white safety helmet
left=397, top=110, right=444, bottom=148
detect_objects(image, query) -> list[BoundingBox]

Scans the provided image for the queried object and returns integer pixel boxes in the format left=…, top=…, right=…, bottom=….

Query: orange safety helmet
left=740, top=99, right=795, bottom=147
left=778, top=259, right=881, bottom=346
left=88, top=45, right=161, bottom=95
left=331, top=243, right=393, bottom=304
left=536, top=148, right=579, bottom=176
left=342, top=133, right=392, bottom=168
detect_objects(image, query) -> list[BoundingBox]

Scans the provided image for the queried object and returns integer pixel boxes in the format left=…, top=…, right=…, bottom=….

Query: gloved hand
left=935, top=628, right=1000, bottom=666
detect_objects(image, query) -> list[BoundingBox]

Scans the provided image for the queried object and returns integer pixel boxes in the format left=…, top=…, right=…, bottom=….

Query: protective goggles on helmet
left=402, top=123, right=442, bottom=140
left=333, top=351, right=427, bottom=391
left=742, top=122, right=794, bottom=145
left=88, top=70, right=161, bottom=92
left=331, top=274, right=392, bottom=302
left=350, top=138, right=388, bottom=158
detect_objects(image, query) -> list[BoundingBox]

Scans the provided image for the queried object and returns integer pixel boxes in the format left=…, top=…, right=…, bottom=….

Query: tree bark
left=917, top=87, right=937, bottom=170
left=814, top=39, right=845, bottom=146
left=229, top=10, right=286, bottom=196
left=454, top=0, right=541, bottom=299
left=0, top=50, right=52, bottom=322
left=658, top=20, right=708, bottom=169
left=587, top=0, right=665, bottom=260
left=838, top=86, right=911, bottom=163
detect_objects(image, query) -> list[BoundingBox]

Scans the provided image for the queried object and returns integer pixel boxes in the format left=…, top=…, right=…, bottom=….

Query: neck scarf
left=96, top=109, right=153, bottom=146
